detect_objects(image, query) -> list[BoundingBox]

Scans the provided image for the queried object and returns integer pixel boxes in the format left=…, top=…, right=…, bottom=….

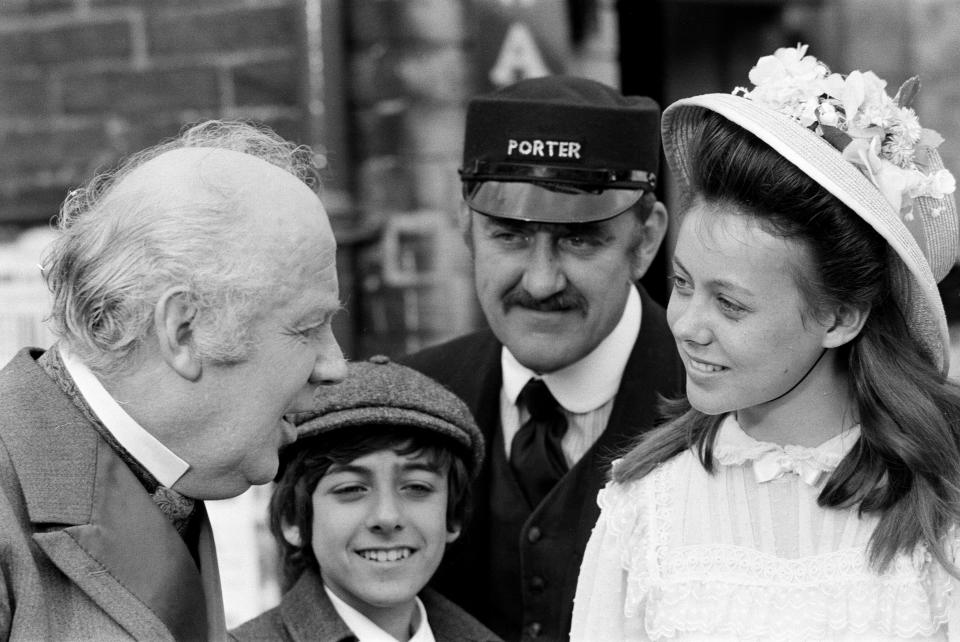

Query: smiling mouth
left=356, top=547, right=415, bottom=562
left=687, top=358, right=726, bottom=374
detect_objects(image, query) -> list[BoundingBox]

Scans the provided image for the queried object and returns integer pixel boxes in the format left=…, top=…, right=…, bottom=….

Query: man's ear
left=630, top=201, right=669, bottom=281
left=822, top=303, right=870, bottom=349
left=155, top=287, right=202, bottom=381
left=281, top=523, right=303, bottom=548
left=457, top=202, right=475, bottom=254
left=446, top=522, right=462, bottom=544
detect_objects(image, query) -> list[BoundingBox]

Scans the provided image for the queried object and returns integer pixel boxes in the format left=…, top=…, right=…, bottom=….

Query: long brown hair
left=617, top=111, right=960, bottom=574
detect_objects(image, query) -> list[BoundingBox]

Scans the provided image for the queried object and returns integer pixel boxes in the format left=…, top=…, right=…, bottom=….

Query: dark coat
left=399, top=285, right=684, bottom=642
left=0, top=348, right=225, bottom=641
left=230, top=568, right=502, bottom=642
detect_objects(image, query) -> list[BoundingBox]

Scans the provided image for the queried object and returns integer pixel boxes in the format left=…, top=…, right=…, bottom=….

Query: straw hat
left=661, top=47, right=959, bottom=373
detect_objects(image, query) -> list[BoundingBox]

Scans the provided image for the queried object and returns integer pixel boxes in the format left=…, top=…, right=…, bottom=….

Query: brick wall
left=0, top=0, right=309, bottom=227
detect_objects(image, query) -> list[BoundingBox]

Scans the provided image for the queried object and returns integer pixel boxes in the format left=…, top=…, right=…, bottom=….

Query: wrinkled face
left=309, top=449, right=459, bottom=628
left=470, top=210, right=640, bottom=373
left=667, top=201, right=831, bottom=417
left=172, top=163, right=348, bottom=500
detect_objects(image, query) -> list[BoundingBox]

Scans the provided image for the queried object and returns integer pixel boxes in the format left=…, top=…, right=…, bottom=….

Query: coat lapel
left=280, top=569, right=355, bottom=642
left=4, top=350, right=212, bottom=640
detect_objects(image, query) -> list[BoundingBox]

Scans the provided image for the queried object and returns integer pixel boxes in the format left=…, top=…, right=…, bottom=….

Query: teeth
left=688, top=359, right=723, bottom=373
left=358, top=548, right=412, bottom=562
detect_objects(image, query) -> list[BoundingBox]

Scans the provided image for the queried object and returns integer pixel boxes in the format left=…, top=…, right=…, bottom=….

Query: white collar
left=713, top=414, right=861, bottom=470
left=59, top=346, right=190, bottom=488
left=502, top=285, right=641, bottom=413
left=325, top=585, right=435, bottom=642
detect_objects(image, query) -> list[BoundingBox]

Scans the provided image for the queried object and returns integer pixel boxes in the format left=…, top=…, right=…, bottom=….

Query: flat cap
left=290, top=355, right=484, bottom=475
left=460, top=75, right=661, bottom=223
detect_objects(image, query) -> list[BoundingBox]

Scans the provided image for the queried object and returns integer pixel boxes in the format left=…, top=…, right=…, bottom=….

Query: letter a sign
left=489, top=22, right=550, bottom=86
left=471, top=0, right=572, bottom=91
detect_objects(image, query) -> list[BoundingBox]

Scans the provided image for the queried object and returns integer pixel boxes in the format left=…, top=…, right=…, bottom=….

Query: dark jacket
left=0, top=349, right=225, bottom=641
left=400, top=285, right=683, bottom=642
left=230, top=568, right=502, bottom=642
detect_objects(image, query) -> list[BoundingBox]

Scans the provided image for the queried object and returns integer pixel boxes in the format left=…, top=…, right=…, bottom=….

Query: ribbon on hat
left=753, top=450, right=826, bottom=486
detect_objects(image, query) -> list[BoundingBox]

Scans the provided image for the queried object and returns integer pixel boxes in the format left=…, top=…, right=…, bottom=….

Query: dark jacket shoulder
left=229, top=571, right=503, bottom=642
left=421, top=586, right=503, bottom=642
left=399, top=330, right=501, bottom=389
left=229, top=569, right=354, bottom=642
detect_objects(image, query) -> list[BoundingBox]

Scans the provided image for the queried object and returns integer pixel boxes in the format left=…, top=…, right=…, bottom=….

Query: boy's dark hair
left=269, top=424, right=472, bottom=591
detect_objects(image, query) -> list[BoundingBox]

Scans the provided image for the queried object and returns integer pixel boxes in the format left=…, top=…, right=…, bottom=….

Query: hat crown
left=729, top=44, right=958, bottom=280
left=461, top=75, right=661, bottom=190
left=293, top=356, right=484, bottom=473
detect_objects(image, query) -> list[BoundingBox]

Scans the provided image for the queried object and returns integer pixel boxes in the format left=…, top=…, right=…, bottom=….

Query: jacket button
left=530, top=575, right=545, bottom=592
left=527, top=526, right=542, bottom=543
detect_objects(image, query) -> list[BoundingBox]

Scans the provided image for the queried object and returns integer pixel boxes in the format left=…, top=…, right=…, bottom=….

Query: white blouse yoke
left=570, top=415, right=960, bottom=641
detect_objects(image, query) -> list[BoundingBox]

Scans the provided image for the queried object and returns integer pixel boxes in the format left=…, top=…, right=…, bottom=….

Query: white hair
left=42, top=120, right=323, bottom=375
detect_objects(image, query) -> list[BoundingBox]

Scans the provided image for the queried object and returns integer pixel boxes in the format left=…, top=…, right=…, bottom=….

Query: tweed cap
left=461, top=75, right=661, bottom=223
left=290, top=355, right=484, bottom=475
left=662, top=69, right=958, bottom=373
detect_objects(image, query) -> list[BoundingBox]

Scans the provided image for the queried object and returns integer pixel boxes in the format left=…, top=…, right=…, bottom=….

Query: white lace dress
left=570, top=415, right=960, bottom=641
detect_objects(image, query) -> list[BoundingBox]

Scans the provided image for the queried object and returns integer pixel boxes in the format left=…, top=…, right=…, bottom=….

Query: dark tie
left=510, top=379, right=569, bottom=507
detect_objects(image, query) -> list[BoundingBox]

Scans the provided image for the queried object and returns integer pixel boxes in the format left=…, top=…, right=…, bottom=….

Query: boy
left=231, top=355, right=500, bottom=642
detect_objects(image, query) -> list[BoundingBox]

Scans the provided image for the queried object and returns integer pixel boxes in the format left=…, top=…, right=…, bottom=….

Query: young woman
left=571, top=45, right=960, bottom=641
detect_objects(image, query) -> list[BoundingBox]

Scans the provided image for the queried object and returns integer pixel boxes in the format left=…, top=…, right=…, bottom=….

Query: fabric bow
left=753, top=450, right=825, bottom=486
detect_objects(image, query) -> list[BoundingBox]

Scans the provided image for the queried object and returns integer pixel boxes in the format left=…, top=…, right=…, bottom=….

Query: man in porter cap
left=401, top=76, right=684, bottom=641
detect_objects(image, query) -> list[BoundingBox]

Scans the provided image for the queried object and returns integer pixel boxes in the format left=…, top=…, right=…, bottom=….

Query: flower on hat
left=734, top=44, right=955, bottom=221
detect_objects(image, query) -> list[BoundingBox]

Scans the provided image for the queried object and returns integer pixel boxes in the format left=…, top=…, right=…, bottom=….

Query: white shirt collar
left=59, top=346, right=190, bottom=488
left=325, top=585, right=435, bottom=642
left=502, top=285, right=641, bottom=413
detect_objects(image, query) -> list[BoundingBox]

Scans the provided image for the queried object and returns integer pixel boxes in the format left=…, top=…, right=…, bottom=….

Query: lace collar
left=713, top=414, right=861, bottom=485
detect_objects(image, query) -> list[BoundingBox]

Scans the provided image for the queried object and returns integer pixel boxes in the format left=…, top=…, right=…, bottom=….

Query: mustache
left=503, top=288, right=587, bottom=313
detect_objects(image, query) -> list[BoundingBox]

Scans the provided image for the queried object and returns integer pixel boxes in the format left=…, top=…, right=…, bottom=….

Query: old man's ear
left=155, top=288, right=202, bottom=381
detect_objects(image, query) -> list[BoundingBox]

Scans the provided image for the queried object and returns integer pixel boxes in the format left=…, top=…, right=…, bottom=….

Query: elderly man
left=0, top=120, right=348, bottom=640
left=401, top=76, right=684, bottom=642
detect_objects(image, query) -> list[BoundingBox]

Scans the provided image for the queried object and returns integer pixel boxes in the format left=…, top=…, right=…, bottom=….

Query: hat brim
left=464, top=181, right=644, bottom=223
left=662, top=93, right=949, bottom=372
left=285, top=407, right=484, bottom=477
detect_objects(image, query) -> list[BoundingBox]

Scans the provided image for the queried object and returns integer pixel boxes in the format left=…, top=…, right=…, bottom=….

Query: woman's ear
left=446, top=522, right=462, bottom=545
left=457, top=202, right=476, bottom=255
left=822, top=303, right=870, bottom=349
left=281, top=523, right=303, bottom=548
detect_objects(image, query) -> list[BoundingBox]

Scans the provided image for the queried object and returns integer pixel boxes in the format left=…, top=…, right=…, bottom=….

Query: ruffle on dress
left=572, top=416, right=958, bottom=641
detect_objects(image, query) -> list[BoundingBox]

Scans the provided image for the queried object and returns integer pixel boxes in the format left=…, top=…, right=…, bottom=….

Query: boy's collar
left=324, top=583, right=434, bottom=642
